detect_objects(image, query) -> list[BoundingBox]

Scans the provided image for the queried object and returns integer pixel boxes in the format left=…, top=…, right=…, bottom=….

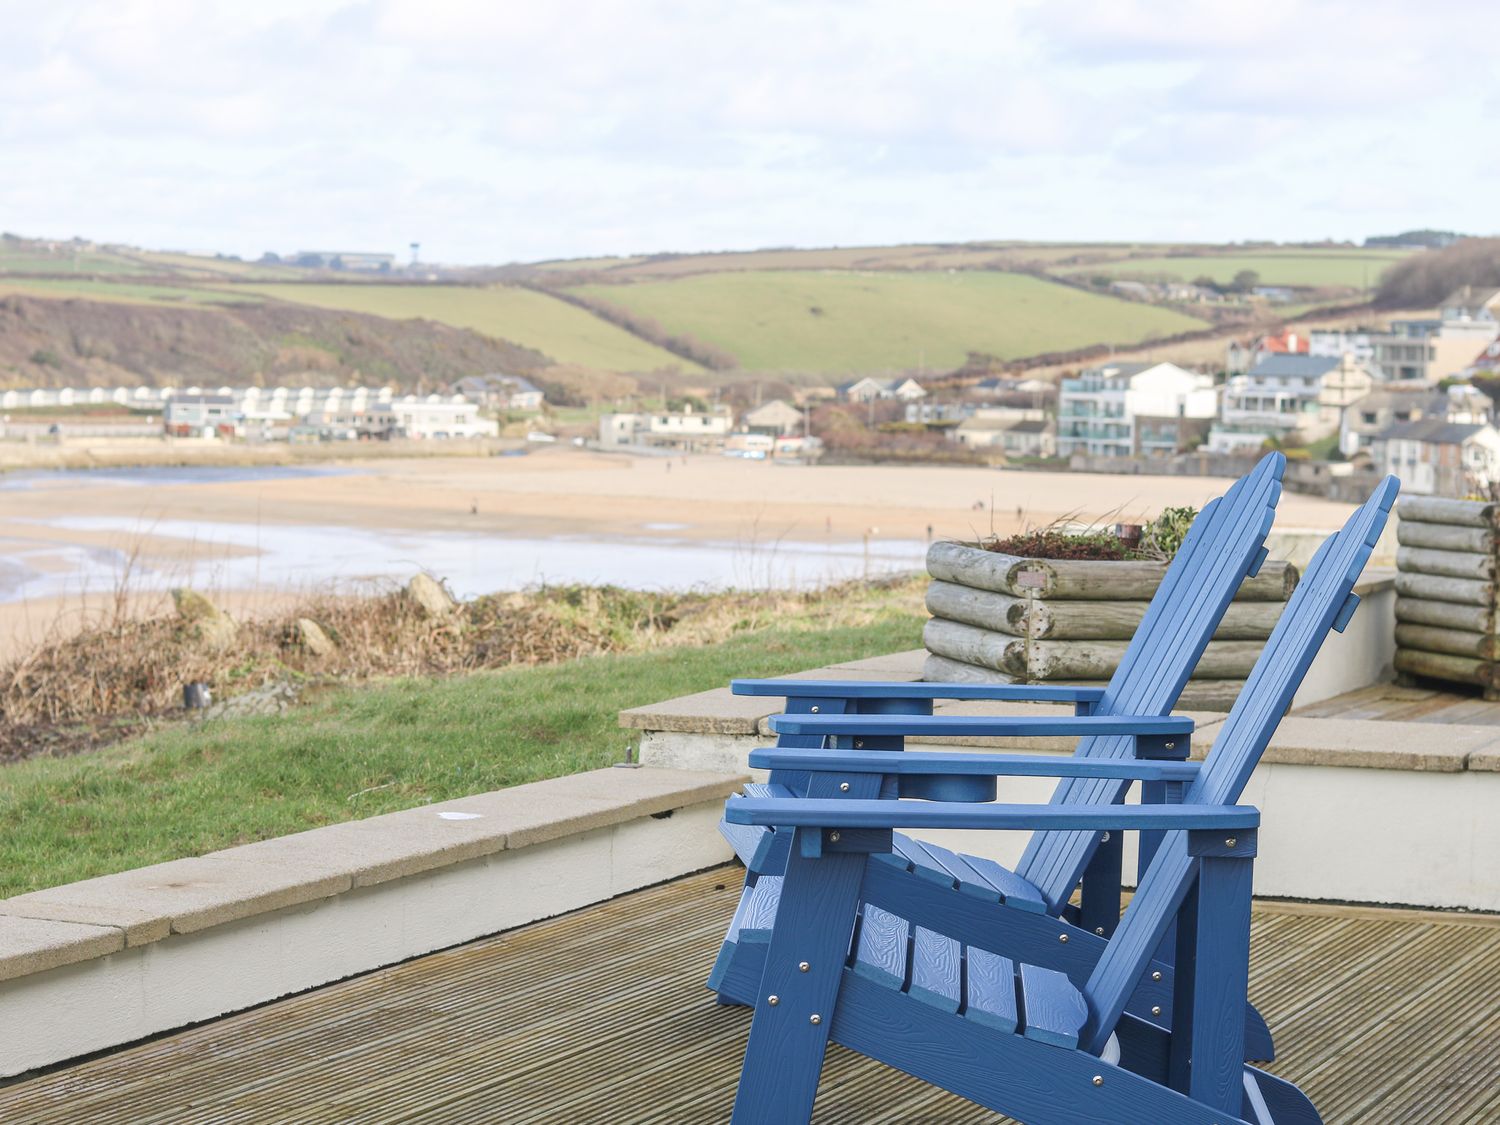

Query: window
left=1362, top=412, right=1377, bottom=425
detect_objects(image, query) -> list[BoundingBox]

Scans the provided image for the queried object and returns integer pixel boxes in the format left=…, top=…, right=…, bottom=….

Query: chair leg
left=1169, top=850, right=1254, bottom=1117
left=731, top=828, right=865, bottom=1125
left=1077, top=826, right=1124, bottom=938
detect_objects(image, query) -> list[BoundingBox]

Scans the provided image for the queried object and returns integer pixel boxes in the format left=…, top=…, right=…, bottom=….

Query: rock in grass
left=203, top=681, right=299, bottom=721
left=170, top=587, right=238, bottom=650
left=291, top=617, right=336, bottom=657
left=405, top=573, right=456, bottom=618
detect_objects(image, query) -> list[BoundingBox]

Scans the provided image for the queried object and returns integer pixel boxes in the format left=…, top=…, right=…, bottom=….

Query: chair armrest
left=769, top=713, right=1193, bottom=739
left=746, top=747, right=1201, bottom=782
left=723, top=798, right=1257, bottom=833
left=731, top=679, right=1107, bottom=705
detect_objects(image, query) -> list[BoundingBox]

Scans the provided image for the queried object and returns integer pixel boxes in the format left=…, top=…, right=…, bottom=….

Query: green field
left=236, top=282, right=697, bottom=372
left=1064, top=251, right=1410, bottom=290
left=0, top=608, right=919, bottom=895
left=570, top=270, right=1210, bottom=373
left=0, top=249, right=153, bottom=276
left=0, top=277, right=261, bottom=305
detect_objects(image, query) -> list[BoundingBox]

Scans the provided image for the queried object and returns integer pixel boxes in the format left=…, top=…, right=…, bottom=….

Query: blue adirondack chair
left=711, top=452, right=1287, bottom=1056
left=721, top=477, right=1398, bottom=1124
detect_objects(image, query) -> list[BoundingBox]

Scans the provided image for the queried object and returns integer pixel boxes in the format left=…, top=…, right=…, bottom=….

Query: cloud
left=0, top=0, right=1494, bottom=260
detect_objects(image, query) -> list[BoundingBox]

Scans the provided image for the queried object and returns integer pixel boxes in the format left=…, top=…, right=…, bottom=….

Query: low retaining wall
left=0, top=767, right=743, bottom=1078
left=623, top=604, right=1499, bottom=913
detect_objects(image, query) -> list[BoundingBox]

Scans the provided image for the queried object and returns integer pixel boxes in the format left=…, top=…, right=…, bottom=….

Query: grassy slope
left=0, top=277, right=260, bottom=306
left=571, top=270, right=1209, bottom=373
left=236, top=282, right=697, bottom=373
left=1065, top=251, right=1410, bottom=289
left=0, top=611, right=920, bottom=895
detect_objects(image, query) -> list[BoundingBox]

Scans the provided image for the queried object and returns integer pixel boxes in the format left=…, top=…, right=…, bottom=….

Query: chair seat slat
left=908, top=927, right=962, bottom=1012
left=852, top=904, right=909, bottom=990
left=962, top=947, right=1018, bottom=1033
left=1019, top=963, right=1088, bottom=1050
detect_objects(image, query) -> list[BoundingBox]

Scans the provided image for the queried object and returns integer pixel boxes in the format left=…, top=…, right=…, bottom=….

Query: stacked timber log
left=922, top=541, right=1298, bottom=712
left=1393, top=496, right=1500, bottom=697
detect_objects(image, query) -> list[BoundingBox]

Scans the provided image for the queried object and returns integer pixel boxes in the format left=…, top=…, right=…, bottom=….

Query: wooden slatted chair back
left=1016, top=452, right=1286, bottom=909
left=1081, top=477, right=1399, bottom=1052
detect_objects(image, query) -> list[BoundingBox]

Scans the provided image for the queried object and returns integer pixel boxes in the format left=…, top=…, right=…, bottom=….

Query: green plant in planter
left=979, top=505, right=1199, bottom=562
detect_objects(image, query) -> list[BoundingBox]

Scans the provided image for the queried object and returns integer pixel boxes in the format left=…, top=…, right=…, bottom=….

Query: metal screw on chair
left=809, top=1014, right=822, bottom=1025
left=810, top=706, right=820, bottom=713
left=1058, top=934, right=1069, bottom=943
left=1225, top=837, right=1237, bottom=848
left=854, top=739, right=864, bottom=749
left=829, top=831, right=841, bottom=843
left=768, top=995, right=779, bottom=1006
left=798, top=962, right=810, bottom=972
left=1092, top=1076, right=1103, bottom=1087
left=839, top=782, right=850, bottom=792
left=1151, top=1006, right=1162, bottom=1016
left=1165, top=741, right=1175, bottom=750
left=1152, top=971, right=1163, bottom=981
left=1095, top=927, right=1104, bottom=936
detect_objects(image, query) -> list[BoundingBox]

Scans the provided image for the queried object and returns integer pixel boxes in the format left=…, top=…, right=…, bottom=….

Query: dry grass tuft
left=0, top=575, right=923, bottom=762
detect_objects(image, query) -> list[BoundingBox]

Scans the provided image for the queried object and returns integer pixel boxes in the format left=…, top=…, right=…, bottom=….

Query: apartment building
left=1056, top=361, right=1217, bottom=459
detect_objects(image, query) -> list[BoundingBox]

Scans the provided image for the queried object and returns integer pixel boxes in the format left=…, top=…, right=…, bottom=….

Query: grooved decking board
left=2, top=868, right=1498, bottom=1123
left=1294, top=682, right=1500, bottom=724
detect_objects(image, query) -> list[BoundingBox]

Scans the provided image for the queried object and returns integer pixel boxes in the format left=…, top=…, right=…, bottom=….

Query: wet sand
left=0, top=448, right=1355, bottom=660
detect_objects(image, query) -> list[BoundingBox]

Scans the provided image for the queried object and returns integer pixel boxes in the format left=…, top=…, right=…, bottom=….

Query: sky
left=1, top=0, right=1493, bottom=265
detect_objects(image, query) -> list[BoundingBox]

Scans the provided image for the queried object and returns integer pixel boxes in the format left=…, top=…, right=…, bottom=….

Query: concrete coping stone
left=618, top=650, right=927, bottom=735
left=1191, top=716, right=1500, bottom=773
left=0, top=767, right=744, bottom=982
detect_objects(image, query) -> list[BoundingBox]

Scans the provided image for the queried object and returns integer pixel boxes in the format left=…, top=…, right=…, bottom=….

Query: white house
left=951, top=408, right=1054, bottom=457
left=389, top=395, right=499, bottom=439
left=1370, top=419, right=1500, bottom=496
left=454, top=374, right=546, bottom=412
left=1056, top=362, right=1217, bottom=459
left=836, top=377, right=926, bottom=402
left=164, top=394, right=239, bottom=438
left=597, top=405, right=734, bottom=451
left=1209, top=354, right=1375, bottom=454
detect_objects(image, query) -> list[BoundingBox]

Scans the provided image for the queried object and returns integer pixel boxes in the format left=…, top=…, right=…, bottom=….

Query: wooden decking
left=3, top=868, right=1498, bottom=1123
left=1295, top=681, right=1500, bottom=725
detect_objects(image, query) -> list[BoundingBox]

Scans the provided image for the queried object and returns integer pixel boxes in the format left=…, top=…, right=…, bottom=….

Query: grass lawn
left=569, top=270, right=1208, bottom=373
left=235, top=282, right=697, bottom=373
left=1064, top=250, right=1410, bottom=290
left=0, top=610, right=921, bottom=896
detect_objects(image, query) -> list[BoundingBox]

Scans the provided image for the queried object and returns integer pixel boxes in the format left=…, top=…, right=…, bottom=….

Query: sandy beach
left=0, top=448, right=1356, bottom=660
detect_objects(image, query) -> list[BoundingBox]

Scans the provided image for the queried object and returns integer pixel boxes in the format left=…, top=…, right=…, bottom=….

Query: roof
left=1007, top=419, right=1050, bottom=434
left=1351, top=388, right=1446, bottom=413
left=1376, top=418, right=1492, bottom=445
left=742, top=399, right=802, bottom=423
left=1440, top=285, right=1500, bottom=311
left=458, top=373, right=542, bottom=396
left=1247, top=354, right=1341, bottom=379
left=1257, top=330, right=1310, bottom=354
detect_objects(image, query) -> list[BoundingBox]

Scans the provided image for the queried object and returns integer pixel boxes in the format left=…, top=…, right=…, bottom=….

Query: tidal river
left=0, top=464, right=927, bottom=603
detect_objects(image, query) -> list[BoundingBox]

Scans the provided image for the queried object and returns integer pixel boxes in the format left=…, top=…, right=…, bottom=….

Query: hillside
left=232, top=283, right=695, bottom=373
left=0, top=294, right=547, bottom=388
left=0, top=231, right=1417, bottom=387
left=568, top=270, right=1209, bottom=373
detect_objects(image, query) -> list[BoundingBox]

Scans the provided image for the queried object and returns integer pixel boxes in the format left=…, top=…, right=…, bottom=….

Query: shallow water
left=0, top=463, right=926, bottom=600
left=2, top=515, right=926, bottom=602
